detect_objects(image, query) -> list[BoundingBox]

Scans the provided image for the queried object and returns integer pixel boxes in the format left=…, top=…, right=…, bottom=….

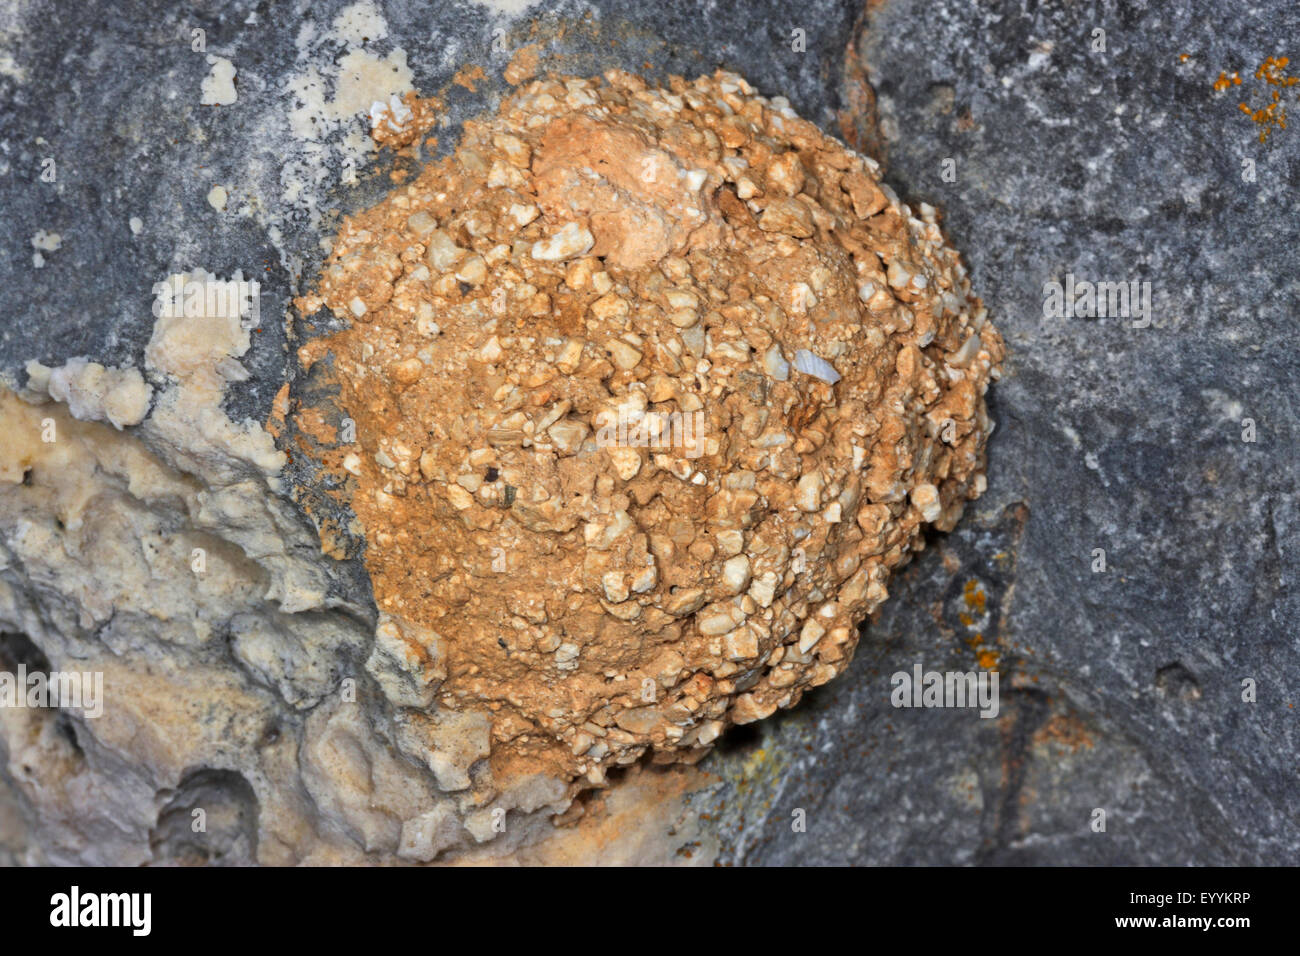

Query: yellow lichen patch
left=734, top=743, right=793, bottom=818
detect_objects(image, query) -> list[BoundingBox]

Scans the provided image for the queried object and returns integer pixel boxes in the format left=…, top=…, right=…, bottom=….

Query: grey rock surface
left=708, top=0, right=1300, bottom=864
left=2, top=0, right=1296, bottom=864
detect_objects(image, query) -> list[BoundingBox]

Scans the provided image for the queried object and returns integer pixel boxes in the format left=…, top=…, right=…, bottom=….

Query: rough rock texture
left=706, top=0, right=1300, bottom=864
left=294, top=68, right=1000, bottom=796
left=0, top=0, right=879, bottom=865
left=1, top=0, right=1297, bottom=865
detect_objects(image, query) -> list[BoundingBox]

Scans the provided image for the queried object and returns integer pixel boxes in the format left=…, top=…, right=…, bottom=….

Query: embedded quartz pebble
left=296, top=68, right=1004, bottom=796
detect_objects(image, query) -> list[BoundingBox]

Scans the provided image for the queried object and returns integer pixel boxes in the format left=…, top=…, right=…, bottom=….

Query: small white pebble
left=910, top=483, right=942, bottom=522
left=531, top=222, right=594, bottom=261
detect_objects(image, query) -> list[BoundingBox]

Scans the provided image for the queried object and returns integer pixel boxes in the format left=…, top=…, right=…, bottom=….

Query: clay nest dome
left=295, top=68, right=1004, bottom=799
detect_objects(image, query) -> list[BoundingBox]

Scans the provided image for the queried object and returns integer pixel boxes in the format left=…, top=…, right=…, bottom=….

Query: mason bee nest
left=296, top=68, right=1003, bottom=798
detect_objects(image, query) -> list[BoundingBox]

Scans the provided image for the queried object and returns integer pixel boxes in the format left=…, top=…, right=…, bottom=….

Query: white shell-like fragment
left=947, top=333, right=981, bottom=368
left=793, top=349, right=841, bottom=384
left=764, top=344, right=790, bottom=381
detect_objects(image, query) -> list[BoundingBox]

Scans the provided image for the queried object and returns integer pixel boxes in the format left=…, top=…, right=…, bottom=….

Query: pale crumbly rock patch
left=0, top=270, right=618, bottom=864
left=200, top=54, right=238, bottom=107
left=297, top=69, right=1004, bottom=795
left=23, top=357, right=152, bottom=430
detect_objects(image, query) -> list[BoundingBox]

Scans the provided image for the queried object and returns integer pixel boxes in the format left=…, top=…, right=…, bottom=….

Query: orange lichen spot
left=977, top=649, right=999, bottom=670
left=1213, top=70, right=1239, bottom=92
left=452, top=64, right=487, bottom=92
left=1032, top=714, right=1096, bottom=752
left=961, top=579, right=988, bottom=616
left=1225, top=56, right=1299, bottom=143
left=1179, top=53, right=1190, bottom=63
